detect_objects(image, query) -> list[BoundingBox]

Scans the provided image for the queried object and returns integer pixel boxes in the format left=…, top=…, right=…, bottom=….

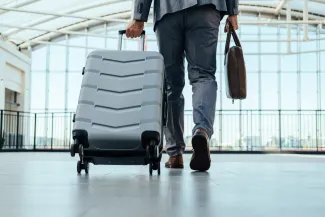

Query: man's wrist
left=134, top=19, right=144, bottom=23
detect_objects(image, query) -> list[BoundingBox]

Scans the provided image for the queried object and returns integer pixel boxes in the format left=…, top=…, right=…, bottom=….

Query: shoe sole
left=165, top=165, right=184, bottom=169
left=190, top=134, right=211, bottom=171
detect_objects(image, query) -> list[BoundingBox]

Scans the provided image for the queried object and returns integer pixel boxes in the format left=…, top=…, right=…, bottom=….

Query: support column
left=286, top=0, right=291, bottom=52
left=319, top=24, right=323, bottom=111
left=303, top=0, right=308, bottom=40
left=316, top=24, right=321, bottom=110
left=44, top=44, right=50, bottom=147
left=277, top=15, right=282, bottom=109
left=277, top=15, right=282, bottom=150
left=64, top=34, right=69, bottom=147
left=316, top=24, right=321, bottom=150
left=45, top=45, right=50, bottom=112
left=297, top=25, right=302, bottom=147
left=258, top=13, right=262, bottom=148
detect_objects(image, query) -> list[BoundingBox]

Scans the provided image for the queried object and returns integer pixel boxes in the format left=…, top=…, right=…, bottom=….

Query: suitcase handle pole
left=118, top=30, right=146, bottom=51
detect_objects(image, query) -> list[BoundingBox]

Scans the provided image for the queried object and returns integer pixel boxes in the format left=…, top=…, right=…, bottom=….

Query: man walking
left=126, top=0, right=239, bottom=171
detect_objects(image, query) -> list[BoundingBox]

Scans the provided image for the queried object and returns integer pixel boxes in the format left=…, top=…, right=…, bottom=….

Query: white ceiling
left=0, top=0, right=324, bottom=48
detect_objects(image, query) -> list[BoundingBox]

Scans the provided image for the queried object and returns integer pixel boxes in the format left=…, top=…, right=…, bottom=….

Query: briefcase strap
left=224, top=19, right=242, bottom=56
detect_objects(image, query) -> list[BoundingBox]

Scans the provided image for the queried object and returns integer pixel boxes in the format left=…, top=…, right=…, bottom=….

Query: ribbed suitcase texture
left=72, top=49, right=165, bottom=165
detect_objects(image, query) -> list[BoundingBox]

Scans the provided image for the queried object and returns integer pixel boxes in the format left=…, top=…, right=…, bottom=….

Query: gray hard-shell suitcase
left=70, top=30, right=167, bottom=176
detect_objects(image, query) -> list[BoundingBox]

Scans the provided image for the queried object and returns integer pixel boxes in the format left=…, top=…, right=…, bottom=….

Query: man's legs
left=155, top=12, right=186, bottom=168
left=184, top=5, right=221, bottom=171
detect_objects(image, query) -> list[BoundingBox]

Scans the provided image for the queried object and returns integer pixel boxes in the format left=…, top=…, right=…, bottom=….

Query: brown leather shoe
left=165, top=154, right=184, bottom=169
left=190, top=128, right=211, bottom=171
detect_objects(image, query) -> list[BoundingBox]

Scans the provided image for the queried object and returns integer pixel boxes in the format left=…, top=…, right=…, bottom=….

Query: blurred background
left=0, top=0, right=324, bottom=152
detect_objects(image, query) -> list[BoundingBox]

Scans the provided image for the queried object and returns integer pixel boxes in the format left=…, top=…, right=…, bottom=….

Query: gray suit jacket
left=133, top=0, right=238, bottom=25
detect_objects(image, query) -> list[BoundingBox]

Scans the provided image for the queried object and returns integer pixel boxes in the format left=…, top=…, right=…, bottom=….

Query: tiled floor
left=0, top=152, right=325, bottom=217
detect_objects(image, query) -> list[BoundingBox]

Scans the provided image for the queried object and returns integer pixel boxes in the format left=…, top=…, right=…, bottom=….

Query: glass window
left=30, top=72, right=46, bottom=111
left=242, top=42, right=258, bottom=54
left=218, top=41, right=225, bottom=55
left=280, top=55, right=297, bottom=72
left=300, top=53, right=317, bottom=72
left=146, top=41, right=159, bottom=52
left=220, top=110, right=240, bottom=148
left=215, top=72, right=222, bottom=110
left=239, top=32, right=258, bottom=53
left=48, top=72, right=66, bottom=111
left=261, top=73, right=278, bottom=109
left=124, top=38, right=140, bottom=51
left=49, top=45, right=66, bottom=71
left=301, top=39, right=316, bottom=52
left=261, top=42, right=277, bottom=53
left=300, top=111, right=317, bottom=149
left=321, top=52, right=325, bottom=72
left=241, top=72, right=259, bottom=110
left=69, top=35, right=86, bottom=46
left=240, top=25, right=258, bottom=35
left=88, top=36, right=105, bottom=49
left=321, top=37, right=325, bottom=49
left=183, top=80, right=192, bottom=111
left=67, top=72, right=83, bottom=111
left=260, top=110, right=280, bottom=149
left=279, top=25, right=288, bottom=39
left=31, top=47, right=47, bottom=71
left=280, top=110, right=299, bottom=148
left=281, top=73, right=298, bottom=110
left=321, top=73, right=325, bottom=110
left=259, top=26, right=277, bottom=35
left=280, top=42, right=298, bottom=53
left=300, top=73, right=318, bottom=110
left=106, top=38, right=119, bottom=50
left=261, top=56, right=278, bottom=72
left=68, top=48, right=86, bottom=72
left=244, top=55, right=259, bottom=72
left=220, top=71, right=240, bottom=110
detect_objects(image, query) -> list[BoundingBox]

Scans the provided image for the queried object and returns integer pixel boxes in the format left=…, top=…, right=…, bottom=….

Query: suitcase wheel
left=76, top=143, right=89, bottom=175
left=149, top=162, right=160, bottom=176
left=147, top=140, right=161, bottom=176
left=77, top=160, right=89, bottom=174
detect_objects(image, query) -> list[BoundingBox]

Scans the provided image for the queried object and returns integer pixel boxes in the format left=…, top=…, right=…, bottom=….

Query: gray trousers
left=155, top=4, right=221, bottom=157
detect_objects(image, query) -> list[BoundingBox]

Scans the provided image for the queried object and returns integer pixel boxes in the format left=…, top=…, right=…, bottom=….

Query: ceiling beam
left=1, top=0, right=132, bottom=36
left=2, top=3, right=325, bottom=48
left=239, top=4, right=325, bottom=20
left=0, top=0, right=41, bottom=15
left=16, top=11, right=132, bottom=48
left=310, top=0, right=325, bottom=3
left=275, top=0, right=287, bottom=15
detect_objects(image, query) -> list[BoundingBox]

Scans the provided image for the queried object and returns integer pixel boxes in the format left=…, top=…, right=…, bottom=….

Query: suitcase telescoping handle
left=118, top=30, right=146, bottom=51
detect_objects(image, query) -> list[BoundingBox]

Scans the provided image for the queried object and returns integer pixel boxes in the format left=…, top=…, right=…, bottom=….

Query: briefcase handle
left=117, top=30, right=146, bottom=51
left=224, top=19, right=242, bottom=56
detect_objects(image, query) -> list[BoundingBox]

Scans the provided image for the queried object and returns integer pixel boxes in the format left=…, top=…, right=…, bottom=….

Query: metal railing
left=0, top=109, right=324, bottom=153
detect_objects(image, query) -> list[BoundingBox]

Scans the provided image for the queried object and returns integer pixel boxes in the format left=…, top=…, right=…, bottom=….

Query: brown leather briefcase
left=224, top=20, right=247, bottom=103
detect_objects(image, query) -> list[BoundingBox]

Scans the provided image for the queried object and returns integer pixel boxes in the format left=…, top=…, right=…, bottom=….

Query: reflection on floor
left=0, top=153, right=325, bottom=217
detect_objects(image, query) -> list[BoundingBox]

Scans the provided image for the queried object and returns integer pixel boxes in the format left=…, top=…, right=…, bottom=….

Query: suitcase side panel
left=73, top=50, right=165, bottom=151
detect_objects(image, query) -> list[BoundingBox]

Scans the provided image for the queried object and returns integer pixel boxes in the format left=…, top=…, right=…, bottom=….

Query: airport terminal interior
left=0, top=0, right=325, bottom=216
